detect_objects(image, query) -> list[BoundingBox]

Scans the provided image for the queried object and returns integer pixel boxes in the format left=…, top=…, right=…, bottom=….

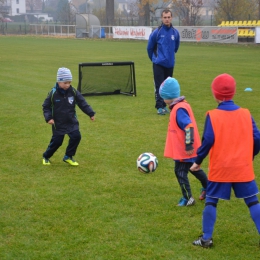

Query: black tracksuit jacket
left=42, top=84, right=95, bottom=135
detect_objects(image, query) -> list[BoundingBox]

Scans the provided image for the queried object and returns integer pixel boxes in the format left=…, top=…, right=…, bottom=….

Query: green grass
left=0, top=36, right=260, bottom=259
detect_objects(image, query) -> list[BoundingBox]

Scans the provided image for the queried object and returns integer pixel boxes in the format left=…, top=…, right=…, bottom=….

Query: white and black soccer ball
left=137, top=152, right=158, bottom=173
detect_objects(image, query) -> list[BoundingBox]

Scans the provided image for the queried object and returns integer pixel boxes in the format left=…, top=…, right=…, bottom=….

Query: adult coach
left=147, top=9, right=180, bottom=115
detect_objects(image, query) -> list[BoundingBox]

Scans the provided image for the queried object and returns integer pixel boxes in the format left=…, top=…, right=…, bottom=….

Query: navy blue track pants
left=43, top=130, right=81, bottom=159
left=153, top=63, right=174, bottom=109
left=174, top=161, right=208, bottom=199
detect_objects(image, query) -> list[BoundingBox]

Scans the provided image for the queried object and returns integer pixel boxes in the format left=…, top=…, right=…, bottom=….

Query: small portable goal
left=77, top=61, right=136, bottom=96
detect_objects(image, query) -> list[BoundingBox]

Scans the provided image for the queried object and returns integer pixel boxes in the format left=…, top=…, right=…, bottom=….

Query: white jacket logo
left=68, top=96, right=74, bottom=104
left=171, top=35, right=175, bottom=40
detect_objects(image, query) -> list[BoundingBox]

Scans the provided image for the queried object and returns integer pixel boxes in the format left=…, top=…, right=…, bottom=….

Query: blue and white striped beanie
left=57, top=67, right=72, bottom=82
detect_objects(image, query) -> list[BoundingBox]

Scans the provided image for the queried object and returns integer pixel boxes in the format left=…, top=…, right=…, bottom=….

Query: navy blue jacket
left=147, top=24, right=180, bottom=68
left=42, top=84, right=95, bottom=135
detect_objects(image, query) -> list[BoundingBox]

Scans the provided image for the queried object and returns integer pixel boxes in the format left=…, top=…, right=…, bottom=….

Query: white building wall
left=9, top=0, right=26, bottom=16
left=14, top=0, right=26, bottom=15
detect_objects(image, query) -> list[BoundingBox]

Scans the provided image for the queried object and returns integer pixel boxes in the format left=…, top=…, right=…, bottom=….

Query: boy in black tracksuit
left=42, top=67, right=95, bottom=166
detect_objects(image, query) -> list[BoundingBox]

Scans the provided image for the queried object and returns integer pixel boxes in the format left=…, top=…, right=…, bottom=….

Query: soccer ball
left=137, top=152, right=158, bottom=173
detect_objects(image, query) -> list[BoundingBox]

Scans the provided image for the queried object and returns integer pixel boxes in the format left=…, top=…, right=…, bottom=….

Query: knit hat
left=57, top=67, right=72, bottom=82
left=211, top=73, right=236, bottom=101
left=159, top=77, right=180, bottom=100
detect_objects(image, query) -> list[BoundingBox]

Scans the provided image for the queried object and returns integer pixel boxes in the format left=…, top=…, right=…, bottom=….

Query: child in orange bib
left=191, top=73, right=260, bottom=248
left=159, top=77, right=208, bottom=206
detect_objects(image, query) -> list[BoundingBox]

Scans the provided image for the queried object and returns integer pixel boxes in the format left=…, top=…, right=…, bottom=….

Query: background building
left=0, top=0, right=26, bottom=16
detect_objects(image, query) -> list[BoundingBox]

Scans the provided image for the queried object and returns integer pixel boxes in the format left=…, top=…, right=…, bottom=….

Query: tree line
left=1, top=0, right=260, bottom=25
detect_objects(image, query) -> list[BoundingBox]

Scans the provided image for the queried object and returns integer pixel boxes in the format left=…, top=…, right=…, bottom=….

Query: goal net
left=77, top=61, right=136, bottom=96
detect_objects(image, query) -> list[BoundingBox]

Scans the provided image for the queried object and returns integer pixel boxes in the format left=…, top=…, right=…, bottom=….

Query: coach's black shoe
left=193, top=235, right=213, bottom=248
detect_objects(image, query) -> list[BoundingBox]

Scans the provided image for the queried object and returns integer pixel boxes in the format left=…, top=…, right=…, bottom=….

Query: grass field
left=1, top=36, right=260, bottom=259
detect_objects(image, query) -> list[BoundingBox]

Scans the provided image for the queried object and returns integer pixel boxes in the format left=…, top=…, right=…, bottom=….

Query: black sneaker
left=186, top=196, right=195, bottom=206
left=199, top=188, right=206, bottom=200
left=193, top=235, right=213, bottom=248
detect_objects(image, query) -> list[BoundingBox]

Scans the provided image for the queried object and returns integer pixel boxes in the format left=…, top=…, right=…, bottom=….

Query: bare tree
left=171, top=0, right=203, bottom=26
left=92, top=7, right=106, bottom=25
left=213, top=0, right=259, bottom=22
left=106, top=0, right=114, bottom=25
left=137, top=0, right=172, bottom=26
left=0, top=0, right=8, bottom=16
left=137, top=0, right=150, bottom=25
left=258, top=0, right=260, bottom=19
left=56, top=0, right=74, bottom=24
left=26, top=0, right=42, bottom=12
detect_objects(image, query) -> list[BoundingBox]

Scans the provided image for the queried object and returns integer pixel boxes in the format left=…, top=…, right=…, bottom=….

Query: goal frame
left=77, top=61, right=137, bottom=96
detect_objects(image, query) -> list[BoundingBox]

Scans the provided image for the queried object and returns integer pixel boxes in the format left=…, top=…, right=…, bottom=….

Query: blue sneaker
left=177, top=197, right=188, bottom=206
left=157, top=108, right=165, bottom=115
left=177, top=197, right=195, bottom=206
left=163, top=107, right=170, bottom=113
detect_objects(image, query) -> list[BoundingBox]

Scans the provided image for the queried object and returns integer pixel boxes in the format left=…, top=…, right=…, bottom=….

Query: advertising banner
left=255, top=27, right=260, bottom=43
left=176, top=26, right=238, bottom=43
left=113, top=26, right=152, bottom=40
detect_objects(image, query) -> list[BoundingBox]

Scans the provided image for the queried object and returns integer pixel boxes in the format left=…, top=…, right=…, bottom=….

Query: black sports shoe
left=193, top=235, right=213, bottom=248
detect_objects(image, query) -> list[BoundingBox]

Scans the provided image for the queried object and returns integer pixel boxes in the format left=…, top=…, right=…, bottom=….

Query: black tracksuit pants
left=174, top=161, right=208, bottom=200
left=153, top=63, right=174, bottom=109
left=43, top=130, right=81, bottom=159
